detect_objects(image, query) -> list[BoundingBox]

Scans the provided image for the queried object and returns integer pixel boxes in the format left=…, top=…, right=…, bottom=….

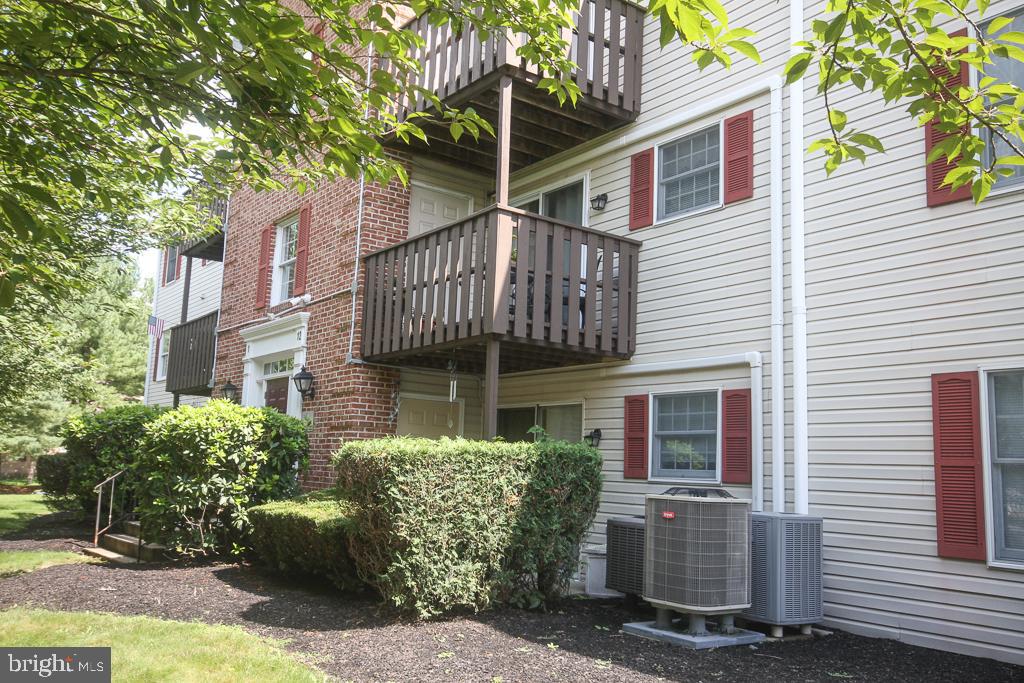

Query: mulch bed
left=0, top=555, right=1021, bottom=682
left=0, top=485, right=40, bottom=494
left=0, top=509, right=93, bottom=553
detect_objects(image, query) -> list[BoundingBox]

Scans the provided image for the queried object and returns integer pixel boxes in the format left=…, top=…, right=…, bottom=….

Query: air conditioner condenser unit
left=744, top=512, right=823, bottom=631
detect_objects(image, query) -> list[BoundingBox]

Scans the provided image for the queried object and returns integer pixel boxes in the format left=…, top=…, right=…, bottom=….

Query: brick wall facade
left=214, top=158, right=411, bottom=489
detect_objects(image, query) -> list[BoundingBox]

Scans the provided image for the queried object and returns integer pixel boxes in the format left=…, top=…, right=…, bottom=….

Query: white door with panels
left=397, top=396, right=463, bottom=438
left=408, top=183, right=472, bottom=238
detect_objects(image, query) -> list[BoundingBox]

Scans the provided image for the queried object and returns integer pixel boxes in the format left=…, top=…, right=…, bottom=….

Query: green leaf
left=784, top=53, right=812, bottom=84
left=828, top=109, right=848, bottom=133
left=728, top=40, right=761, bottom=63
left=69, top=168, right=87, bottom=189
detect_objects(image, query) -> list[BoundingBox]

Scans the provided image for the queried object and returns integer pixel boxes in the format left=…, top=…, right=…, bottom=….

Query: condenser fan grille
left=643, top=495, right=751, bottom=613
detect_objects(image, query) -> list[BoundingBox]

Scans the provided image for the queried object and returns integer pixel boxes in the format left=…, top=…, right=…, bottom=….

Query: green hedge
left=134, top=399, right=308, bottom=555
left=43, top=405, right=165, bottom=514
left=248, top=490, right=361, bottom=591
left=334, top=436, right=602, bottom=617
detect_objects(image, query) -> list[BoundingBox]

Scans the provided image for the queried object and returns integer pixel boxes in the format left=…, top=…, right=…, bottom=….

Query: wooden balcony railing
left=180, top=196, right=228, bottom=261
left=165, top=311, right=218, bottom=395
left=390, top=0, right=643, bottom=120
left=362, top=205, right=640, bottom=370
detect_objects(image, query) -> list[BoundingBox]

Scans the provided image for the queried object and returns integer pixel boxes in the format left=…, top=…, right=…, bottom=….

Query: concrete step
left=83, top=546, right=139, bottom=564
left=121, top=520, right=141, bottom=538
left=99, top=533, right=167, bottom=562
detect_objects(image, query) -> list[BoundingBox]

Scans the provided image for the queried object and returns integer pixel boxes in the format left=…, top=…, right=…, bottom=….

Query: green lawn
left=0, top=608, right=325, bottom=682
left=0, top=478, right=35, bottom=486
left=0, top=550, right=96, bottom=577
left=0, top=493, right=50, bottom=536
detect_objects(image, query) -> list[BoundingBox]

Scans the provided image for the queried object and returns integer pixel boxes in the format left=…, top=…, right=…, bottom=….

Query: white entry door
left=408, top=183, right=472, bottom=238
left=397, top=396, right=463, bottom=438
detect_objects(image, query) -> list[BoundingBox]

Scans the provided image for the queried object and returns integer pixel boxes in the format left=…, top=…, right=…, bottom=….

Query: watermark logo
left=2, top=648, right=110, bottom=682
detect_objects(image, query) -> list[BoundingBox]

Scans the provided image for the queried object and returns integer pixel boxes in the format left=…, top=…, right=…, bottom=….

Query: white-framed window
left=162, top=245, right=180, bottom=285
left=262, top=357, right=295, bottom=377
left=496, top=402, right=584, bottom=442
left=986, top=368, right=1024, bottom=564
left=981, top=11, right=1024, bottom=190
left=513, top=177, right=587, bottom=226
left=656, top=123, right=723, bottom=221
left=156, top=331, right=171, bottom=381
left=650, top=390, right=720, bottom=481
left=271, top=215, right=299, bottom=306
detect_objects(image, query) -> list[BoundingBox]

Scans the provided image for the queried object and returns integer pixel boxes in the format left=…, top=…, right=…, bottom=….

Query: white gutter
left=602, top=352, right=765, bottom=513
left=790, top=0, right=810, bottom=515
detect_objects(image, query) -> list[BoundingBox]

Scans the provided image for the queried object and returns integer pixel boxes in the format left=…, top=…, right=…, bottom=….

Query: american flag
left=148, top=315, right=165, bottom=338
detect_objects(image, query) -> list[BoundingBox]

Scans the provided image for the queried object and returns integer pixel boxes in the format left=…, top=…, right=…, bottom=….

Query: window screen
left=989, top=370, right=1024, bottom=562
left=982, top=12, right=1024, bottom=189
left=652, top=391, right=718, bottom=480
left=658, top=126, right=720, bottom=220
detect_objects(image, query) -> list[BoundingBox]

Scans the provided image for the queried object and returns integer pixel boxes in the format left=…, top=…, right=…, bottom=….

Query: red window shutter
left=161, top=249, right=170, bottom=286
left=623, top=394, right=649, bottom=479
left=925, top=29, right=972, bottom=207
left=723, top=110, right=755, bottom=204
left=721, top=388, right=752, bottom=484
left=931, top=371, right=986, bottom=561
left=293, top=205, right=311, bottom=296
left=628, top=149, right=654, bottom=230
left=175, top=251, right=183, bottom=281
left=255, top=225, right=272, bottom=309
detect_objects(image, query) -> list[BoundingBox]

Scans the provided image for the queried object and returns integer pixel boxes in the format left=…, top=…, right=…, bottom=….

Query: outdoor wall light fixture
left=590, top=193, right=608, bottom=211
left=585, top=428, right=603, bottom=448
left=221, top=381, right=239, bottom=403
left=292, top=366, right=316, bottom=400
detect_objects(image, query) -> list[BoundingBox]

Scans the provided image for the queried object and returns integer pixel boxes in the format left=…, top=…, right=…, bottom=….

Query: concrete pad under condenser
left=622, top=621, right=765, bottom=650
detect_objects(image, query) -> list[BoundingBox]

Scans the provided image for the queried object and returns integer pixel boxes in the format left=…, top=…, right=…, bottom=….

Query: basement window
left=651, top=391, right=719, bottom=481
left=987, top=369, right=1024, bottom=564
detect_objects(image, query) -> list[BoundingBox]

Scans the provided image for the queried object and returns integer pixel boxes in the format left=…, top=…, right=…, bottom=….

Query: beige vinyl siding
left=144, top=257, right=224, bottom=408
left=800, top=0, right=1024, bottom=663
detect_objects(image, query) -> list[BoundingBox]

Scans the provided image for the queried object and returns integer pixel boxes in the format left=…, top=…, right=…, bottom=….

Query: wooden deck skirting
left=361, top=205, right=640, bottom=373
left=165, top=311, right=218, bottom=395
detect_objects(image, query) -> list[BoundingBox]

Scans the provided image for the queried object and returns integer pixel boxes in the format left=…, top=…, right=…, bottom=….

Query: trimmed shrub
left=35, top=451, right=73, bottom=508
left=44, top=405, right=165, bottom=514
left=334, top=436, right=602, bottom=617
left=248, top=490, right=361, bottom=591
left=134, top=400, right=308, bottom=555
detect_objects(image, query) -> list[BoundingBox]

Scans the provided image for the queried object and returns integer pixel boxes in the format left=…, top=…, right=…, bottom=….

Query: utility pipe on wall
left=770, top=73, right=786, bottom=514
left=790, top=0, right=810, bottom=515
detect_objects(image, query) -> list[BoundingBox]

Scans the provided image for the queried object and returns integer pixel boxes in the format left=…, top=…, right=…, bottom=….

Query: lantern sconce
left=585, top=428, right=603, bottom=448
left=292, top=366, right=316, bottom=400
left=590, top=193, right=608, bottom=212
left=221, top=381, right=239, bottom=403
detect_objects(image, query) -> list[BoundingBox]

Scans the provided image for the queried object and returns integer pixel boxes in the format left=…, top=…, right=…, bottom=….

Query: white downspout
left=770, top=77, right=786, bottom=513
left=346, top=44, right=374, bottom=363
left=603, top=352, right=765, bottom=512
left=790, top=0, right=810, bottom=515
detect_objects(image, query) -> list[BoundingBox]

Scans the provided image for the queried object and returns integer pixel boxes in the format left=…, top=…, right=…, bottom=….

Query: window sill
left=987, top=559, right=1024, bottom=572
left=646, top=477, right=723, bottom=486
left=987, top=180, right=1024, bottom=201
left=653, top=201, right=725, bottom=229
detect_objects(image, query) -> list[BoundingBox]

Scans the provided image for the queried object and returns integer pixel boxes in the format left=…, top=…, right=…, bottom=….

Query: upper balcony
left=361, top=205, right=640, bottom=374
left=165, top=311, right=218, bottom=396
left=387, top=0, right=645, bottom=172
left=180, top=195, right=228, bottom=261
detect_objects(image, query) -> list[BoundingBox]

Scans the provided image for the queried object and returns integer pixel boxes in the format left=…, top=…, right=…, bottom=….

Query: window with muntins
left=658, top=125, right=721, bottom=220
left=988, top=369, right=1024, bottom=563
left=163, top=245, right=180, bottom=284
left=982, top=11, right=1024, bottom=189
left=273, top=217, right=299, bottom=305
left=156, top=332, right=171, bottom=381
left=652, top=391, right=718, bottom=480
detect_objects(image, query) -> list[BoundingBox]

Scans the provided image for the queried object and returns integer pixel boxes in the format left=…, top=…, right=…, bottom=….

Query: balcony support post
left=494, top=75, right=513, bottom=204
left=483, top=337, right=500, bottom=439
left=180, top=255, right=193, bottom=324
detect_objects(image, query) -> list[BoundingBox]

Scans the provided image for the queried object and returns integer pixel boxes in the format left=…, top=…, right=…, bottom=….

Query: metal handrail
left=93, top=469, right=128, bottom=546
